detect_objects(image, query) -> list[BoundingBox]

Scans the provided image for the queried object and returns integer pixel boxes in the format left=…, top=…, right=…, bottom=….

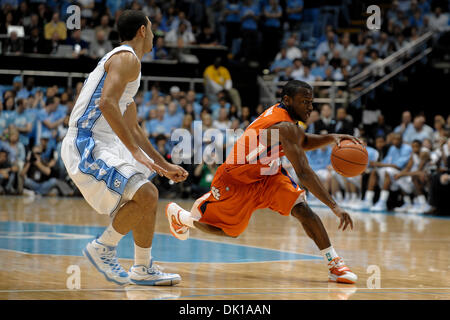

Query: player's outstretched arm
left=302, top=132, right=362, bottom=151
left=274, top=122, right=353, bottom=231
left=99, top=52, right=155, bottom=173
left=123, top=101, right=188, bottom=182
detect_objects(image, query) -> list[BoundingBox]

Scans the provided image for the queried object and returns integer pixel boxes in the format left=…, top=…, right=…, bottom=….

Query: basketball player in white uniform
left=61, top=10, right=188, bottom=286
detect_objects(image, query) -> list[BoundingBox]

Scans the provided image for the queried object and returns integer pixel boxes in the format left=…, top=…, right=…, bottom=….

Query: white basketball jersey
left=69, top=45, right=141, bottom=135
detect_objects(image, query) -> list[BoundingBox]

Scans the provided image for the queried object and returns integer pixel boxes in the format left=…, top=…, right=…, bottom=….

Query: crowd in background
left=1, top=0, right=449, bottom=216
left=0, top=71, right=449, bottom=216
left=2, top=0, right=448, bottom=68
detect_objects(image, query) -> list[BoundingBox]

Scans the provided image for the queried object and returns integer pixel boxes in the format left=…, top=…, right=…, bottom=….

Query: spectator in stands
left=165, top=101, right=183, bottom=133
left=311, top=55, right=328, bottom=80
left=192, top=151, right=219, bottom=198
left=403, top=115, right=434, bottom=144
left=286, top=0, right=303, bottom=31
left=169, top=11, right=193, bottom=32
left=394, top=110, right=413, bottom=135
left=165, top=21, right=195, bottom=45
left=295, top=63, right=316, bottom=84
left=197, top=24, right=219, bottom=46
left=240, top=106, right=251, bottom=129
left=305, top=142, right=332, bottom=205
left=79, top=0, right=95, bottom=20
left=2, top=30, right=24, bottom=55
left=339, top=32, right=357, bottom=61
left=10, top=98, right=32, bottom=147
left=149, top=36, right=169, bottom=60
left=427, top=7, right=448, bottom=32
left=239, top=0, right=260, bottom=63
left=0, top=148, right=18, bottom=195
left=203, top=57, right=241, bottom=108
left=371, top=114, right=392, bottom=139
left=305, top=109, right=320, bottom=134
left=66, top=29, right=89, bottom=58
left=37, top=97, right=65, bottom=148
left=24, top=26, right=49, bottom=54
left=44, top=12, right=67, bottom=41
left=270, top=47, right=292, bottom=80
left=392, top=139, right=431, bottom=213
left=314, top=104, right=335, bottom=134
left=213, top=107, right=232, bottom=131
left=95, top=14, right=112, bottom=40
left=425, top=138, right=450, bottom=216
left=355, top=133, right=412, bottom=211
left=262, top=0, right=282, bottom=65
left=334, top=107, right=354, bottom=135
left=89, top=29, right=112, bottom=59
left=145, top=104, right=171, bottom=141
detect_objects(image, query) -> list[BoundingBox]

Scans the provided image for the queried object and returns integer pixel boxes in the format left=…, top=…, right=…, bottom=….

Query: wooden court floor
left=0, top=195, right=449, bottom=300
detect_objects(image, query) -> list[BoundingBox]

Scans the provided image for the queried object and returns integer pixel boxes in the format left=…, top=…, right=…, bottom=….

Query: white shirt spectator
left=427, top=11, right=449, bottom=32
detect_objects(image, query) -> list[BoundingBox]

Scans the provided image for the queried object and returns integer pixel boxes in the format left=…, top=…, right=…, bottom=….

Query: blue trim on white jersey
left=74, top=71, right=129, bottom=198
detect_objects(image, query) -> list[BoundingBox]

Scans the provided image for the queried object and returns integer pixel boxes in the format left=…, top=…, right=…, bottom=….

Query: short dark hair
left=280, top=80, right=312, bottom=100
left=412, top=139, right=422, bottom=146
left=46, top=97, right=54, bottom=106
left=117, top=10, right=149, bottom=41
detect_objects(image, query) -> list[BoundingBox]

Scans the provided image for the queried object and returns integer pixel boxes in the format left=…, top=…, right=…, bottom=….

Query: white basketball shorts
left=61, top=127, right=154, bottom=216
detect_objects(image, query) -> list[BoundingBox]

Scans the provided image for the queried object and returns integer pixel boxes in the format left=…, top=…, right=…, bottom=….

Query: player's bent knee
left=133, top=182, right=158, bottom=212
left=291, top=202, right=315, bottom=221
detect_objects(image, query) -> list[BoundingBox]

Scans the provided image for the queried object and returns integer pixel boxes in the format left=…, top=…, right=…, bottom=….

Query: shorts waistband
left=66, top=127, right=118, bottom=140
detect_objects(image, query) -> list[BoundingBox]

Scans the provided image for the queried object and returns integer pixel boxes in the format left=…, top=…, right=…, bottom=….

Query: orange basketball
left=331, top=140, right=368, bottom=177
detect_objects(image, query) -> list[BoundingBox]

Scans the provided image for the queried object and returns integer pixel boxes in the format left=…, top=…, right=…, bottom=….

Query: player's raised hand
left=332, top=206, right=354, bottom=231
left=163, top=163, right=189, bottom=183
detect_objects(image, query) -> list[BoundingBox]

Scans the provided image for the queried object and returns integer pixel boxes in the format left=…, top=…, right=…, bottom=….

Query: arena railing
left=258, top=76, right=347, bottom=115
left=348, top=30, right=435, bottom=103
left=0, top=69, right=204, bottom=92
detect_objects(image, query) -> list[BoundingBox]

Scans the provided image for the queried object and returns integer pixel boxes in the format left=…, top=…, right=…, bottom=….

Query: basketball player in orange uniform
left=166, top=80, right=361, bottom=283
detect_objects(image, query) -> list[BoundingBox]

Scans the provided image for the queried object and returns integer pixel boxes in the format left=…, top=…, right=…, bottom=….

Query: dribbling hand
left=332, top=206, right=354, bottom=231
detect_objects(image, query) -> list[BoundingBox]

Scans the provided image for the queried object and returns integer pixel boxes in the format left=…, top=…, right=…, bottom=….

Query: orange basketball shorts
left=191, top=165, right=305, bottom=237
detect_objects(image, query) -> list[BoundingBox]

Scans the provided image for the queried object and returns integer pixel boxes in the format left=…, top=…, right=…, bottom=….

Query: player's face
left=144, top=17, right=154, bottom=53
left=286, top=89, right=314, bottom=122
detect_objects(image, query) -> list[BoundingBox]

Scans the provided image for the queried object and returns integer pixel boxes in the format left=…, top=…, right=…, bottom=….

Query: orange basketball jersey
left=224, top=103, right=295, bottom=183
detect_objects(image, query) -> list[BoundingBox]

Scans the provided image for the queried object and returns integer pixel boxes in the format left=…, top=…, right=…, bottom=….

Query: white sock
left=134, top=244, right=152, bottom=268
left=320, top=246, right=339, bottom=266
left=97, top=224, right=124, bottom=247
left=365, top=190, right=375, bottom=203
left=335, top=191, right=343, bottom=201
left=417, top=195, right=426, bottom=204
left=380, top=190, right=389, bottom=202
left=403, top=195, right=412, bottom=204
left=351, top=193, right=358, bottom=201
left=179, top=209, right=197, bottom=228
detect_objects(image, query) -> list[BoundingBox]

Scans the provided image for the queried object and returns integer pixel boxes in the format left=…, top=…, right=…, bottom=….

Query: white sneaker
left=394, top=202, right=412, bottom=213
left=370, top=200, right=387, bottom=212
left=328, top=257, right=358, bottom=284
left=351, top=200, right=372, bottom=211
left=129, top=262, right=181, bottom=286
left=165, top=202, right=190, bottom=240
left=410, top=203, right=431, bottom=214
left=82, top=239, right=130, bottom=285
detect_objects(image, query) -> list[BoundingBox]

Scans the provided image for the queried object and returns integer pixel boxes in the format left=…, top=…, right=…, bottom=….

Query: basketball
left=331, top=140, right=368, bottom=178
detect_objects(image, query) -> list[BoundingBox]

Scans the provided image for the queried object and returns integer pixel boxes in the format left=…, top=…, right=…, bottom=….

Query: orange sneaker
left=165, top=202, right=190, bottom=240
left=328, top=257, right=358, bottom=284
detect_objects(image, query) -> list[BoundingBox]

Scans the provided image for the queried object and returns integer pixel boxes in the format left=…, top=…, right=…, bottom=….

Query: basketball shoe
left=166, top=202, right=190, bottom=240
left=82, top=239, right=130, bottom=285
left=328, top=257, right=358, bottom=284
left=129, top=261, right=181, bottom=286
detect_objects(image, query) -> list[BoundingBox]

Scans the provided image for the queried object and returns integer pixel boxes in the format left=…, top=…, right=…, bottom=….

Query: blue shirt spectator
left=224, top=1, right=241, bottom=23
left=264, top=2, right=282, bottom=28
left=286, top=0, right=304, bottom=22
left=306, top=146, right=332, bottom=171
left=382, top=143, right=412, bottom=169
left=240, top=1, right=260, bottom=31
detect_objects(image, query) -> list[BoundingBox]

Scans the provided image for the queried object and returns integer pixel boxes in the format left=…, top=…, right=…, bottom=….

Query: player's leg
left=291, top=202, right=357, bottom=284
left=410, top=175, right=431, bottom=213
left=371, top=169, right=393, bottom=211
left=123, top=182, right=181, bottom=286
left=353, top=169, right=378, bottom=210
